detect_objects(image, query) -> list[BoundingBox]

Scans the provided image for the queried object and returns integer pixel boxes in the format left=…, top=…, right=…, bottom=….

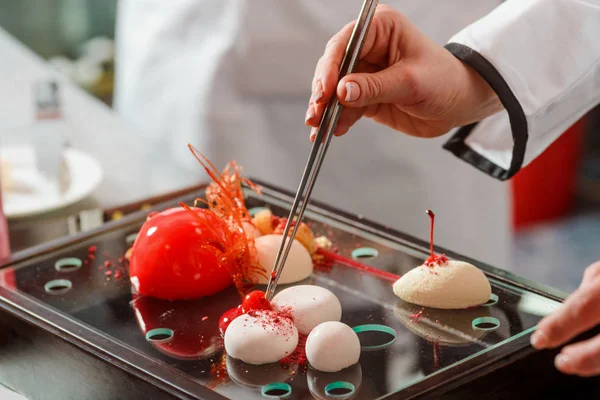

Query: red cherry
left=129, top=207, right=234, bottom=300
left=219, top=305, right=243, bottom=334
left=241, top=290, right=272, bottom=313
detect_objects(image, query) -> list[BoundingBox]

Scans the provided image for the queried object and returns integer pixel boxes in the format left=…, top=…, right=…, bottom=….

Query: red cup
left=511, top=118, right=586, bottom=230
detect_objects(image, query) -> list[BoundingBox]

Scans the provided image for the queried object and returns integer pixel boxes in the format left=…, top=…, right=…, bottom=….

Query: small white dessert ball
left=253, top=234, right=313, bottom=284
left=393, top=259, right=491, bottom=309
left=271, top=285, right=342, bottom=335
left=224, top=310, right=298, bottom=365
left=306, top=321, right=361, bottom=373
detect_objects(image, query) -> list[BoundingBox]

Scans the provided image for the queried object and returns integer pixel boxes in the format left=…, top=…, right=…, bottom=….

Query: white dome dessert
left=393, top=259, right=491, bottom=309
left=253, top=234, right=313, bottom=284
left=271, top=285, right=342, bottom=335
left=306, top=321, right=361, bottom=373
left=224, top=310, right=298, bottom=365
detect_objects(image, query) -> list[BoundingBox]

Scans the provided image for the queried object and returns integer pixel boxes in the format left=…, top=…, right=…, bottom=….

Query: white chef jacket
left=114, top=0, right=516, bottom=271
left=444, top=0, right=600, bottom=181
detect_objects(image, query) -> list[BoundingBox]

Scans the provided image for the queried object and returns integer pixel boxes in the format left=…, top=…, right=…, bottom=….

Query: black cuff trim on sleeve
left=442, top=42, right=528, bottom=181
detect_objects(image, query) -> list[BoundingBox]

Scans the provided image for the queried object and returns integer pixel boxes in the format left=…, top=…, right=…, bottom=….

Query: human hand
left=305, top=5, right=503, bottom=140
left=531, top=261, right=600, bottom=377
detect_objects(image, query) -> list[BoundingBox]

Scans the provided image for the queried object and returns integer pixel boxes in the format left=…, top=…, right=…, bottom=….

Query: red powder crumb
left=280, top=334, right=308, bottom=367
left=104, top=260, right=111, bottom=268
left=88, top=246, right=97, bottom=253
left=270, top=271, right=277, bottom=280
left=114, top=270, right=122, bottom=279
left=246, top=309, right=295, bottom=335
left=409, top=308, right=424, bottom=323
left=202, top=316, right=209, bottom=322
left=89, top=254, right=95, bottom=260
left=424, top=254, right=448, bottom=268
left=105, top=270, right=113, bottom=276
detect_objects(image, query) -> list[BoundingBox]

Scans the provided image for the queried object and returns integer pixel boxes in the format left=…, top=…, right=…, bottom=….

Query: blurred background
left=0, top=0, right=117, bottom=104
left=0, top=0, right=599, bottom=295
left=0, top=0, right=117, bottom=103
left=0, top=0, right=600, bottom=398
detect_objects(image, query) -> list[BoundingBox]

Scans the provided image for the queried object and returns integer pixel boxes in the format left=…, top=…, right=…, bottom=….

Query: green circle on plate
left=44, top=279, right=73, bottom=295
left=351, top=247, right=379, bottom=260
left=324, top=381, right=356, bottom=398
left=145, top=328, right=174, bottom=343
left=54, top=257, right=83, bottom=272
left=352, top=324, right=397, bottom=350
left=261, top=382, right=292, bottom=398
left=472, top=317, right=500, bottom=331
left=484, top=293, right=499, bottom=306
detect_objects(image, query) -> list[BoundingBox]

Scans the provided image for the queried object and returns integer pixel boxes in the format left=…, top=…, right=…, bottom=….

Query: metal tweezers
left=265, top=0, right=379, bottom=301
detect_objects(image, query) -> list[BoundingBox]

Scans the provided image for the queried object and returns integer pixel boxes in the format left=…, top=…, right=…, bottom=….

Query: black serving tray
left=0, top=180, right=599, bottom=400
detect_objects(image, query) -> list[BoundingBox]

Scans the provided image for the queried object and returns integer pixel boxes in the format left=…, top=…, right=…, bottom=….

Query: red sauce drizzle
left=433, top=341, right=440, bottom=370
left=424, top=209, right=448, bottom=267
left=316, top=248, right=400, bottom=282
left=426, top=210, right=435, bottom=258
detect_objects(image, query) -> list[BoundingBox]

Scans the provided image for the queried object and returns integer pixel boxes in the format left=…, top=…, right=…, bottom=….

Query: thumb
left=337, top=66, right=417, bottom=108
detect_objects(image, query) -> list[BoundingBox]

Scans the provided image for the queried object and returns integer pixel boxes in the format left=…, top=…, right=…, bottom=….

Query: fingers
left=309, top=107, right=365, bottom=142
left=337, top=65, right=420, bottom=108
left=532, top=278, right=600, bottom=350
left=312, top=21, right=356, bottom=102
left=555, top=333, right=600, bottom=377
left=307, top=60, right=381, bottom=128
left=582, top=261, right=600, bottom=284
left=306, top=25, right=354, bottom=128
left=334, top=107, right=365, bottom=135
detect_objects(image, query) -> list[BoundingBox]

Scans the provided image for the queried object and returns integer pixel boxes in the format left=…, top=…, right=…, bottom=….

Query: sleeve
left=442, top=0, right=600, bottom=181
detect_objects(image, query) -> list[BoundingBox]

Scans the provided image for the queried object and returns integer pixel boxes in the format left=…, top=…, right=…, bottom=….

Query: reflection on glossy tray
left=0, top=186, right=561, bottom=399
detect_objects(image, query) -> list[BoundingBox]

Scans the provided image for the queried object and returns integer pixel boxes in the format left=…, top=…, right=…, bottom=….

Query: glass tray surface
left=0, top=184, right=561, bottom=399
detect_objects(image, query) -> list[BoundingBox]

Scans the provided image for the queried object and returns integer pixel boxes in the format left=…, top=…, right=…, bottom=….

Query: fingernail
left=305, top=107, right=314, bottom=123
left=345, top=81, right=359, bottom=102
left=555, top=354, right=570, bottom=370
left=315, top=81, right=323, bottom=102
left=531, top=330, right=549, bottom=349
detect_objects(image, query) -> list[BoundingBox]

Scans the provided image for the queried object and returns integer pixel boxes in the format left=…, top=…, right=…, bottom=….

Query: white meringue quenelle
left=306, top=321, right=361, bottom=373
left=393, top=259, right=491, bottom=309
left=253, top=234, right=313, bottom=284
left=271, top=285, right=342, bottom=335
left=224, top=310, right=299, bottom=365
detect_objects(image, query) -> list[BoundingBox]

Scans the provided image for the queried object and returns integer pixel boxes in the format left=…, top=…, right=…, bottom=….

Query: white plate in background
left=0, top=145, right=103, bottom=218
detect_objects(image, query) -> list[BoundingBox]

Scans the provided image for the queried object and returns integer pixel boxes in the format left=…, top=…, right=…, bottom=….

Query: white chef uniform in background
left=113, top=0, right=512, bottom=271
left=443, top=0, right=600, bottom=180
